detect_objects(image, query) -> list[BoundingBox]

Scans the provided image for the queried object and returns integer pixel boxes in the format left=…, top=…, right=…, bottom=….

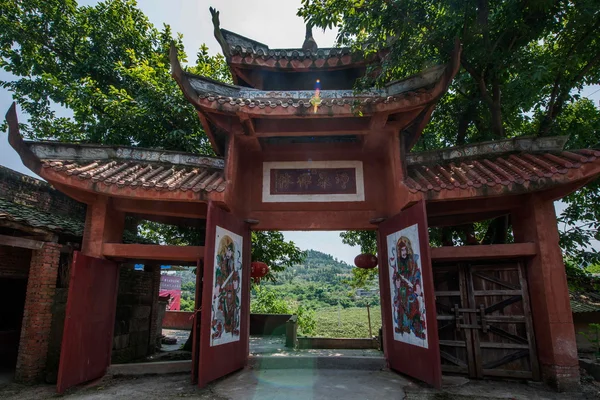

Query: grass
left=311, top=306, right=382, bottom=338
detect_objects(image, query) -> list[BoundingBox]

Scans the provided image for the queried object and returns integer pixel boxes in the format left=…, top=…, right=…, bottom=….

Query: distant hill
left=276, top=249, right=353, bottom=285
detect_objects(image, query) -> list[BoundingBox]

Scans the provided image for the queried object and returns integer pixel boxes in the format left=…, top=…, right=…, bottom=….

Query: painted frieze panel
left=386, top=223, right=428, bottom=348
left=262, top=161, right=365, bottom=202
left=210, top=226, right=243, bottom=347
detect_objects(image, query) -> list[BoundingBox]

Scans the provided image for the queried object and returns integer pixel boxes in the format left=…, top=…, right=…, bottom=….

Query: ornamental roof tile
left=219, top=28, right=367, bottom=70
left=0, top=197, right=83, bottom=236
left=41, top=159, right=226, bottom=194
left=405, top=137, right=600, bottom=195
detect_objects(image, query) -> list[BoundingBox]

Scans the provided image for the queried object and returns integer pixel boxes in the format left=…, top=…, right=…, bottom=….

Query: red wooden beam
left=102, top=243, right=204, bottom=262
left=430, top=243, right=537, bottom=262
left=112, top=198, right=207, bottom=219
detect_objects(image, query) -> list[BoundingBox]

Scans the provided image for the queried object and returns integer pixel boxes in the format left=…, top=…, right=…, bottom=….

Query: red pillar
left=82, top=196, right=125, bottom=258
left=15, top=242, right=61, bottom=383
left=512, top=196, right=579, bottom=391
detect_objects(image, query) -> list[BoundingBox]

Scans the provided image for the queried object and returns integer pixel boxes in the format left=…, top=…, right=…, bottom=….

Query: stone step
left=248, top=355, right=386, bottom=371
left=108, top=360, right=192, bottom=376
left=108, top=355, right=386, bottom=376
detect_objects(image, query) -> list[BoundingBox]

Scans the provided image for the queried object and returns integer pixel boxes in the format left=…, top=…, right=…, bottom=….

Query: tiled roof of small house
left=0, top=165, right=85, bottom=236
left=570, top=291, right=600, bottom=313
left=0, top=197, right=84, bottom=236
left=404, top=137, right=600, bottom=198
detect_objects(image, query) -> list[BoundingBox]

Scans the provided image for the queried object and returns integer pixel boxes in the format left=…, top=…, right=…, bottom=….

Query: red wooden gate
left=56, top=252, right=119, bottom=393
left=196, top=202, right=251, bottom=387
left=191, top=259, right=203, bottom=384
left=377, top=201, right=442, bottom=388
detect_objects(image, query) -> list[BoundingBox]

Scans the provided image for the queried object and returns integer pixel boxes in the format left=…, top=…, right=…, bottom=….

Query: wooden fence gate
left=433, top=260, right=539, bottom=380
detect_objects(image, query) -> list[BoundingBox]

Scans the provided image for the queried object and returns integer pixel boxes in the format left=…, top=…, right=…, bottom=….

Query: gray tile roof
left=0, top=197, right=83, bottom=236
left=570, top=291, right=600, bottom=313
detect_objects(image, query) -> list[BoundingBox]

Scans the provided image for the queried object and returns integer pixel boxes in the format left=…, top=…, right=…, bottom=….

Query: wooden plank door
left=56, top=252, right=119, bottom=394
left=197, top=202, right=251, bottom=387
left=433, top=263, right=477, bottom=377
left=466, top=261, right=539, bottom=380
left=378, top=200, right=442, bottom=388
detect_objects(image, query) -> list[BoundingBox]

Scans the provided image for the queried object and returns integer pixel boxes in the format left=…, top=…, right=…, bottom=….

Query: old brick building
left=0, top=166, right=163, bottom=383
left=0, top=166, right=83, bottom=382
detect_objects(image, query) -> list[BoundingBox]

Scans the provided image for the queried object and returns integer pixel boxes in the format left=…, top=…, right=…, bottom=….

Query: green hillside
left=263, top=249, right=379, bottom=309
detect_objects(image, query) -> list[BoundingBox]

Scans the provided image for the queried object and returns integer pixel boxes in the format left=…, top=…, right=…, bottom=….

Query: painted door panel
left=197, top=202, right=251, bottom=387
left=377, top=201, right=442, bottom=388
left=56, top=252, right=119, bottom=394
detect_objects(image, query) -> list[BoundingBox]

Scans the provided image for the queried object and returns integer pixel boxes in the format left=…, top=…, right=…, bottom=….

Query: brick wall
left=112, top=267, right=154, bottom=363
left=44, top=288, right=69, bottom=383
left=147, top=266, right=161, bottom=354
left=163, top=311, right=194, bottom=330
left=0, top=246, right=32, bottom=278
left=0, top=166, right=85, bottom=220
left=14, top=242, right=61, bottom=383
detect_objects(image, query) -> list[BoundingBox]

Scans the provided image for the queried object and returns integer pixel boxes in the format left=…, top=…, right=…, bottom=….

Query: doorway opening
left=0, top=246, right=31, bottom=382
left=249, top=230, right=383, bottom=357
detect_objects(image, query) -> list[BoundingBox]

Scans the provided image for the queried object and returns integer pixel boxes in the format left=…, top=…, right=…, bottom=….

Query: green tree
left=251, top=231, right=307, bottom=280
left=1, top=0, right=304, bottom=269
left=299, top=0, right=600, bottom=268
left=0, top=0, right=230, bottom=153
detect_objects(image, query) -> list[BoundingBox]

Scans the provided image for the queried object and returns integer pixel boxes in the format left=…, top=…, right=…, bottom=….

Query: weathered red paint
left=163, top=311, right=194, bottom=330
left=377, top=200, right=442, bottom=389
left=196, top=202, right=251, bottom=388
left=102, top=243, right=204, bottom=262
left=56, top=252, right=119, bottom=394
left=512, top=196, right=580, bottom=390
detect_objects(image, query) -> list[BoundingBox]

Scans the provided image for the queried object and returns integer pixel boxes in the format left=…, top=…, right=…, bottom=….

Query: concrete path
left=213, top=368, right=409, bottom=400
left=2, top=369, right=599, bottom=399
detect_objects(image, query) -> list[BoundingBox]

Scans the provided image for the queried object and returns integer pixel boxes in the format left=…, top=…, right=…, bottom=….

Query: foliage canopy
left=298, top=0, right=600, bottom=278
left=0, top=0, right=303, bottom=264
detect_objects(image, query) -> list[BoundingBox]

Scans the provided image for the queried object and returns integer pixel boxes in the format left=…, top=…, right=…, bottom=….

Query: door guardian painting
left=210, top=226, right=243, bottom=347
left=387, top=223, right=428, bottom=348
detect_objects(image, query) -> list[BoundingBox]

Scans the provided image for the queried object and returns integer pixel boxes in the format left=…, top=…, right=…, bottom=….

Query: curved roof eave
left=404, top=136, right=600, bottom=202
left=6, top=104, right=226, bottom=203
left=171, top=48, right=460, bottom=118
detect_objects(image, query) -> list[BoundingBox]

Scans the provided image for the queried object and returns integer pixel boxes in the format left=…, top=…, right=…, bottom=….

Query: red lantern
left=251, top=261, right=269, bottom=282
left=354, top=253, right=378, bottom=269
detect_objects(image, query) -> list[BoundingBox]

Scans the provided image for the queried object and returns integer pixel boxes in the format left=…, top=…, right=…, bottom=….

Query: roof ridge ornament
left=302, top=23, right=318, bottom=53
left=210, top=7, right=230, bottom=59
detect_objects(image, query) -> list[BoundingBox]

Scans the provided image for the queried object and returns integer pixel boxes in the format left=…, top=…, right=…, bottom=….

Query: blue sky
left=0, top=0, right=598, bottom=263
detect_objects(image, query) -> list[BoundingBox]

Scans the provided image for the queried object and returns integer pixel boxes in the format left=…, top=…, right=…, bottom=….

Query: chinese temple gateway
left=5, top=8, right=600, bottom=394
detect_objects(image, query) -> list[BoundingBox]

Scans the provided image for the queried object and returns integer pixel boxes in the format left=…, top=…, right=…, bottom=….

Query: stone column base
left=542, top=364, right=580, bottom=392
